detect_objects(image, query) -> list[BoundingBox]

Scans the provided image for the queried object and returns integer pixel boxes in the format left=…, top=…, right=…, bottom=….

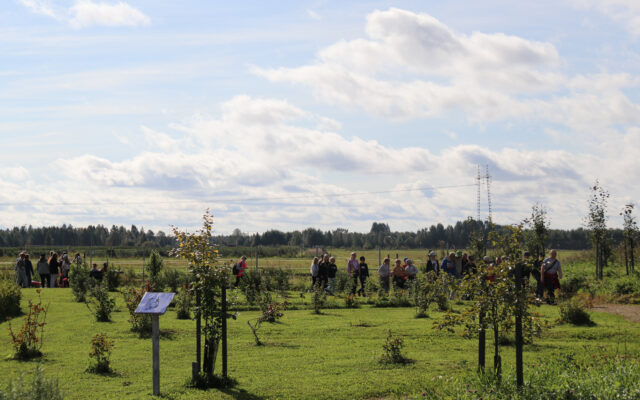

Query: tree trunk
left=630, top=237, right=635, bottom=273
left=478, top=310, right=485, bottom=372
left=624, top=237, right=629, bottom=276
left=493, top=304, right=501, bottom=380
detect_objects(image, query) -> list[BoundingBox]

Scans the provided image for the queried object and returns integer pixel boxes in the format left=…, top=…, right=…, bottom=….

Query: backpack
left=232, top=263, right=240, bottom=275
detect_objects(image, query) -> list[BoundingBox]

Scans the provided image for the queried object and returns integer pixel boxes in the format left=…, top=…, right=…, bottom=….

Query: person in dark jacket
left=24, top=253, right=34, bottom=287
left=89, top=263, right=103, bottom=282
left=326, top=256, right=338, bottom=295
left=36, top=254, right=49, bottom=288
left=357, top=256, right=369, bottom=296
left=48, top=252, right=59, bottom=288
left=317, top=254, right=330, bottom=289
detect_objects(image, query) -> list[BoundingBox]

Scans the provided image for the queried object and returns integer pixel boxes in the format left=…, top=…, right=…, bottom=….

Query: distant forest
left=0, top=220, right=627, bottom=250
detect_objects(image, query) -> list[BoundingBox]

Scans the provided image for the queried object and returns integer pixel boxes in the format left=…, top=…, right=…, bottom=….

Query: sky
left=1, top=0, right=639, bottom=234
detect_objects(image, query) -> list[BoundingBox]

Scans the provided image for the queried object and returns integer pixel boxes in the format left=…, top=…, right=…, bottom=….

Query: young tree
left=585, top=181, right=611, bottom=280
left=145, top=250, right=164, bottom=291
left=172, top=211, right=233, bottom=381
left=526, top=203, right=548, bottom=259
left=621, top=204, right=638, bottom=275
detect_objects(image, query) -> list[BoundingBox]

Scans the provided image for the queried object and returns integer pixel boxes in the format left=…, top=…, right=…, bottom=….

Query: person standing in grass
left=441, top=252, right=456, bottom=277
left=392, top=259, right=406, bottom=289
left=318, top=254, right=329, bottom=289
left=48, top=252, right=59, bottom=288
left=234, top=255, right=247, bottom=287
left=347, top=252, right=360, bottom=295
left=357, top=256, right=369, bottom=296
left=326, top=256, right=338, bottom=295
left=310, top=257, right=320, bottom=288
left=426, top=251, right=439, bottom=275
left=60, top=252, right=71, bottom=287
left=24, top=253, right=34, bottom=287
left=405, top=259, right=418, bottom=281
left=541, top=249, right=562, bottom=305
left=37, top=253, right=49, bottom=288
left=15, top=252, right=27, bottom=288
left=378, top=257, right=391, bottom=293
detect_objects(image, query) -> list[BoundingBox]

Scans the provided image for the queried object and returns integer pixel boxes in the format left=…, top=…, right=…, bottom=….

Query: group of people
left=308, top=249, right=563, bottom=304
left=14, top=251, right=84, bottom=288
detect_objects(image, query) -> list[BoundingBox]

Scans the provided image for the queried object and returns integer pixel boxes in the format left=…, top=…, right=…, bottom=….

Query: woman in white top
left=310, top=257, right=319, bottom=287
left=378, top=257, right=391, bottom=293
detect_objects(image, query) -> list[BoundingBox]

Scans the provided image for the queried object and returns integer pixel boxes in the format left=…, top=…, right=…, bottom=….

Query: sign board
left=135, top=292, right=175, bottom=315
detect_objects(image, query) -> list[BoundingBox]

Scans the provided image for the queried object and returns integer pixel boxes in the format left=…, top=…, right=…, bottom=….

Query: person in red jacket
left=234, top=255, right=247, bottom=287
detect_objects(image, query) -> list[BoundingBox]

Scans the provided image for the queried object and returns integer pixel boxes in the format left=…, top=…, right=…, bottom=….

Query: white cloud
left=18, top=0, right=60, bottom=19
left=41, top=95, right=638, bottom=232
left=255, top=7, right=640, bottom=135
left=19, top=0, right=150, bottom=29
left=69, top=1, right=150, bottom=28
left=0, top=166, right=31, bottom=181
left=572, top=0, right=640, bottom=35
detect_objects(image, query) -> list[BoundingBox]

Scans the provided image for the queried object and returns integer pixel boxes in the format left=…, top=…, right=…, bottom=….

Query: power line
left=0, top=183, right=477, bottom=208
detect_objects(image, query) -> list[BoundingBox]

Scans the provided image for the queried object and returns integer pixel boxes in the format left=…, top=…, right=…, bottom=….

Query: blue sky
left=1, top=0, right=639, bottom=233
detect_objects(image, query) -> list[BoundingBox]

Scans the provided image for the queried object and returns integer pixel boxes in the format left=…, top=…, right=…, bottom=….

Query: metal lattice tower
left=485, top=164, right=492, bottom=223
left=476, top=165, right=482, bottom=222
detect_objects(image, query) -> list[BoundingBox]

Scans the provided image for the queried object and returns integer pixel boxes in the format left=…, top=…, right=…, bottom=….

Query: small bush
left=8, top=290, right=48, bottom=360
left=0, top=365, right=63, bottom=400
left=164, top=268, right=187, bottom=293
left=87, top=333, right=114, bottom=374
left=121, top=267, right=138, bottom=287
left=69, top=262, right=92, bottom=302
left=145, top=250, right=164, bottom=291
left=0, top=278, right=21, bottom=321
left=333, top=271, right=350, bottom=293
left=105, top=266, right=121, bottom=292
left=312, top=282, right=326, bottom=314
left=561, top=276, right=588, bottom=296
left=344, top=293, right=359, bottom=308
left=238, top=270, right=262, bottom=305
left=175, top=285, right=192, bottom=320
left=379, top=330, right=409, bottom=364
left=612, top=278, right=639, bottom=295
left=558, top=298, right=595, bottom=326
left=86, top=285, right=115, bottom=322
left=123, top=285, right=152, bottom=335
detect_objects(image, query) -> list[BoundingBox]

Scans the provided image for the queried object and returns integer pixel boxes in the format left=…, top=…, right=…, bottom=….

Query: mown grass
left=1, top=287, right=639, bottom=399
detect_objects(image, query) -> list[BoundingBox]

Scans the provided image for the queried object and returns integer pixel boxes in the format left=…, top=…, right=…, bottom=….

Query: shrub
left=238, top=270, right=262, bottom=305
left=379, top=330, right=409, bottom=364
left=561, top=276, right=588, bottom=296
left=69, top=262, right=92, bottom=302
left=333, top=271, right=350, bottom=293
left=558, top=298, right=595, bottom=326
left=262, top=268, right=291, bottom=291
left=87, top=285, right=115, bottom=322
left=0, top=278, right=21, bottom=321
left=164, top=268, right=187, bottom=293
left=105, top=265, right=121, bottom=292
left=121, top=267, right=138, bottom=287
left=612, top=278, right=639, bottom=295
left=412, top=276, right=434, bottom=318
left=145, top=250, right=164, bottom=291
left=87, top=333, right=114, bottom=374
left=344, top=293, right=359, bottom=308
left=175, top=285, right=192, bottom=320
left=8, top=290, right=48, bottom=360
left=123, top=285, right=152, bottom=335
left=312, top=282, right=326, bottom=314
left=0, top=365, right=63, bottom=400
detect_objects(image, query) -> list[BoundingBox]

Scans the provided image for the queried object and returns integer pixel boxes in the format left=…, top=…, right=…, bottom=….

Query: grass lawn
left=2, top=287, right=640, bottom=399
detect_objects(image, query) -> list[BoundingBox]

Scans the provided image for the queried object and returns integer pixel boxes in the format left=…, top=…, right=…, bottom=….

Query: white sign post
left=135, top=292, right=175, bottom=396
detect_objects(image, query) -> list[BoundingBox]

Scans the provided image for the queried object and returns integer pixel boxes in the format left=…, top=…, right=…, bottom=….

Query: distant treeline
left=0, top=220, right=627, bottom=251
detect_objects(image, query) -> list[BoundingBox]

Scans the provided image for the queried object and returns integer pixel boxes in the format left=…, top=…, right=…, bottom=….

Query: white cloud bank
left=255, top=8, right=640, bottom=135
left=19, top=0, right=150, bottom=28
left=36, top=95, right=636, bottom=232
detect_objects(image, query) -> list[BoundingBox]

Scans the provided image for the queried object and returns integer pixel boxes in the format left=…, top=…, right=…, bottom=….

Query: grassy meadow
left=2, top=284, right=640, bottom=399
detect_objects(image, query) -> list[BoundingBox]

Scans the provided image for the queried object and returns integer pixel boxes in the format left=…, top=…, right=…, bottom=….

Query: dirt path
left=592, top=304, right=640, bottom=324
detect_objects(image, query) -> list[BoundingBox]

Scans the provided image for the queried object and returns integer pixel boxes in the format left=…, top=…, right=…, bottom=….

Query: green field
left=2, top=286, right=640, bottom=399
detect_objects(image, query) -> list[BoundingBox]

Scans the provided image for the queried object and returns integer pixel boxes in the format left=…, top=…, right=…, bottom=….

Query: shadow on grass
left=135, top=329, right=178, bottom=340
left=218, top=387, right=268, bottom=400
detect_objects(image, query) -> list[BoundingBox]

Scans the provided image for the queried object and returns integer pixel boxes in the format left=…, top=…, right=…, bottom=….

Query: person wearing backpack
left=540, top=249, right=562, bottom=305
left=233, top=255, right=247, bottom=287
